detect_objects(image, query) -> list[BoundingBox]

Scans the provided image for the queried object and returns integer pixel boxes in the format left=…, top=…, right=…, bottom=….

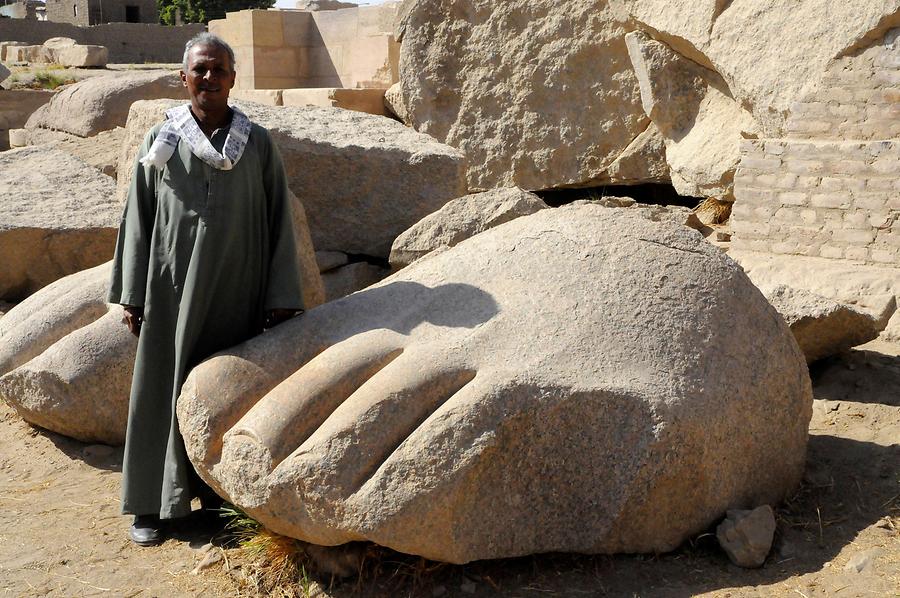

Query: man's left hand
left=265, top=309, right=301, bottom=329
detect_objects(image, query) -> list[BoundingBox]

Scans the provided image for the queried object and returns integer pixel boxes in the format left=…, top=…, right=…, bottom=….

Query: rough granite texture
left=119, top=99, right=467, bottom=257
left=399, top=0, right=656, bottom=191
left=177, top=204, right=812, bottom=564
left=389, top=187, right=549, bottom=269
left=762, top=285, right=895, bottom=363
left=619, top=0, right=900, bottom=136
left=0, top=147, right=118, bottom=299
left=625, top=30, right=757, bottom=200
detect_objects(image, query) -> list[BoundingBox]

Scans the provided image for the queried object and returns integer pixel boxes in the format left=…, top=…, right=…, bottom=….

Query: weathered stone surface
left=0, top=264, right=109, bottom=377
left=178, top=204, right=812, bottom=564
left=716, top=505, right=776, bottom=568
left=0, top=263, right=130, bottom=444
left=0, top=64, right=9, bottom=86
left=321, top=262, right=390, bottom=301
left=0, top=308, right=135, bottom=445
left=281, top=88, right=390, bottom=117
left=619, top=0, right=900, bottom=136
left=0, top=147, right=118, bottom=300
left=732, top=251, right=900, bottom=344
left=383, top=82, right=409, bottom=124
left=390, top=187, right=548, bottom=269
left=606, top=122, right=670, bottom=184
left=57, top=45, right=108, bottom=68
left=625, top=31, right=757, bottom=200
left=121, top=99, right=468, bottom=257
left=37, top=127, right=123, bottom=178
left=0, top=41, right=29, bottom=62
left=399, top=0, right=656, bottom=191
left=315, top=251, right=350, bottom=273
left=25, top=70, right=187, bottom=138
left=761, top=285, right=894, bottom=364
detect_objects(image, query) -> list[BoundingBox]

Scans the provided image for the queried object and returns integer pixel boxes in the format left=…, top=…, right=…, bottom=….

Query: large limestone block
left=619, top=0, right=900, bottom=136
left=25, top=70, right=187, bottom=138
left=0, top=41, right=29, bottom=62
left=389, top=187, right=549, bottom=269
left=762, top=285, right=895, bottom=364
left=57, top=45, right=109, bottom=68
left=177, top=204, right=812, bottom=564
left=625, top=31, right=757, bottom=200
left=399, top=0, right=656, bottom=191
left=0, top=147, right=118, bottom=300
left=281, top=88, right=390, bottom=117
left=120, top=99, right=467, bottom=257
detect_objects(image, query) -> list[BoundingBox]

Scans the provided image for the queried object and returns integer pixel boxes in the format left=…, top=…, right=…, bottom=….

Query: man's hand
left=122, top=306, right=143, bottom=337
left=265, top=309, right=301, bottom=330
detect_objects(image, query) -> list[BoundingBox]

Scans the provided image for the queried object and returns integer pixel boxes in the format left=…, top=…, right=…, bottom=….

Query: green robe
left=108, top=118, right=304, bottom=519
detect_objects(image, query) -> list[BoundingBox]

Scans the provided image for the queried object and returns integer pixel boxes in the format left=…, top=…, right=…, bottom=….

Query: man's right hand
left=122, top=306, right=143, bottom=337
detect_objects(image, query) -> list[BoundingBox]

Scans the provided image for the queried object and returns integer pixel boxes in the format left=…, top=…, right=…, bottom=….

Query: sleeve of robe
left=260, top=129, right=306, bottom=311
left=108, top=130, right=158, bottom=307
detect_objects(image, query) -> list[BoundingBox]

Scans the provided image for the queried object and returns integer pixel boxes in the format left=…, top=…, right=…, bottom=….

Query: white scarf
left=139, top=104, right=252, bottom=171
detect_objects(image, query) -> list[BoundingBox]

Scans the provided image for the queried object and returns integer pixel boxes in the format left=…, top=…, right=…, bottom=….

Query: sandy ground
left=0, top=340, right=897, bottom=597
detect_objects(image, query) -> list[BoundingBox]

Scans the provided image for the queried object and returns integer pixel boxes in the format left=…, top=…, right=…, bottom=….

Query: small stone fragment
left=716, top=505, right=776, bottom=568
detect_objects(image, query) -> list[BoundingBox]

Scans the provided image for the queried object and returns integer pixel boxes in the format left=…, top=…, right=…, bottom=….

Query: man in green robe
left=108, top=33, right=304, bottom=546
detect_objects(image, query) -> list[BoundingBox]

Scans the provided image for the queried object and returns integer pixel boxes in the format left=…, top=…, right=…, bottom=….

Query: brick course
left=731, top=27, right=899, bottom=267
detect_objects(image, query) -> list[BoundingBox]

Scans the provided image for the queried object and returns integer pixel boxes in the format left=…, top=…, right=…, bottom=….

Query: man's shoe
left=129, top=515, right=163, bottom=546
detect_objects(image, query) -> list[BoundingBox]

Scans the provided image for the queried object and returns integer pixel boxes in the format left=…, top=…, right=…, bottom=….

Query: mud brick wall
left=731, top=27, right=899, bottom=267
left=731, top=139, right=899, bottom=264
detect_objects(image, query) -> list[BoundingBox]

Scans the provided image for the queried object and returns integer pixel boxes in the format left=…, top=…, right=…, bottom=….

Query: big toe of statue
left=177, top=204, right=812, bottom=564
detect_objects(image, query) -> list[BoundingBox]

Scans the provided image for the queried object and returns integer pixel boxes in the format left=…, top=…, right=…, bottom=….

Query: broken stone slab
left=315, top=250, right=350, bottom=273
left=619, top=0, right=900, bottom=136
left=0, top=42, right=29, bottom=62
left=731, top=251, right=900, bottom=346
left=321, top=262, right=390, bottom=301
left=120, top=99, right=468, bottom=257
left=716, top=505, right=776, bottom=568
left=606, top=122, right=670, bottom=184
left=383, top=82, right=409, bottom=124
left=390, top=187, right=549, bottom=269
left=33, top=127, right=123, bottom=178
left=625, top=31, right=757, bottom=200
left=399, top=0, right=658, bottom=191
left=761, top=285, right=895, bottom=364
left=177, top=204, right=812, bottom=563
left=25, top=70, right=187, bottom=138
left=8, top=45, right=43, bottom=63
left=0, top=146, right=119, bottom=300
left=282, top=88, right=389, bottom=117
left=57, top=45, right=108, bottom=68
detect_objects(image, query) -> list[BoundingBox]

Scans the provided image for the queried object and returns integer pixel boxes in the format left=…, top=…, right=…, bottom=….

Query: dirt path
left=1, top=340, right=898, bottom=597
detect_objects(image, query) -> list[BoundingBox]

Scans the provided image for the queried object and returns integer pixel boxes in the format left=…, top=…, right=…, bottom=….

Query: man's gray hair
left=182, top=32, right=236, bottom=72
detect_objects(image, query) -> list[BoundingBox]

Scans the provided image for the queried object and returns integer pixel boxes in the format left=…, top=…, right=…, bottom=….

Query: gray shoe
left=129, top=515, right=163, bottom=546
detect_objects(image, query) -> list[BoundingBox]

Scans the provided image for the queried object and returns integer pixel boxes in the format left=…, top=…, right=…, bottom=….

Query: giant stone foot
left=178, top=204, right=813, bottom=564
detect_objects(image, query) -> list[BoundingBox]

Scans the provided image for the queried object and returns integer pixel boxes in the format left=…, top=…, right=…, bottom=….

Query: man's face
left=181, top=43, right=236, bottom=113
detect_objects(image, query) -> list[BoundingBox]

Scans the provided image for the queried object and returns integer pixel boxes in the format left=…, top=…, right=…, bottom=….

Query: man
left=109, top=32, right=304, bottom=546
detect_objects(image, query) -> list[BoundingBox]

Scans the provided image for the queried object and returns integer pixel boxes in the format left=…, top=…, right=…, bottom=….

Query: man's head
left=180, top=33, right=237, bottom=114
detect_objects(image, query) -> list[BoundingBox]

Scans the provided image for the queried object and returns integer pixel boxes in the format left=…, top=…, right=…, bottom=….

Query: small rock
left=716, top=505, right=776, bottom=568
left=844, top=548, right=882, bottom=574
left=83, top=444, right=116, bottom=460
left=190, top=548, right=223, bottom=575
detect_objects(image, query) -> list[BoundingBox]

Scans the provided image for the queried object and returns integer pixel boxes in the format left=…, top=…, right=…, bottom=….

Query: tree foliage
left=158, top=0, right=275, bottom=25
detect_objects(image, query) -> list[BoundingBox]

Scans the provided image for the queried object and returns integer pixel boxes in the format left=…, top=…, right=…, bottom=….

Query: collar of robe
left=139, top=103, right=251, bottom=171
